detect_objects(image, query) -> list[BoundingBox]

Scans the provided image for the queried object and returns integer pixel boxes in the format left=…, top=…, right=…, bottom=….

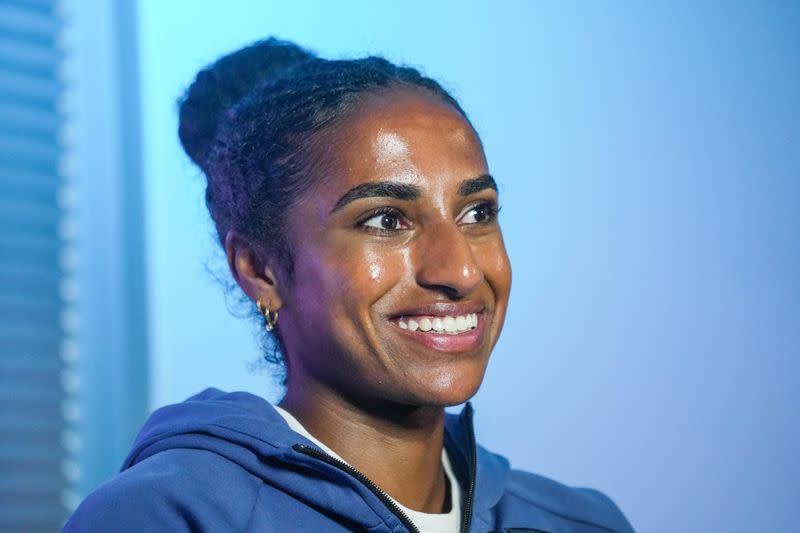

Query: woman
left=64, top=38, right=634, bottom=533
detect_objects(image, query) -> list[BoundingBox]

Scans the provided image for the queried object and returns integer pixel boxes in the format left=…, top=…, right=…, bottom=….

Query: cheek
left=361, top=247, right=409, bottom=285
left=366, top=248, right=386, bottom=283
left=326, top=244, right=408, bottom=312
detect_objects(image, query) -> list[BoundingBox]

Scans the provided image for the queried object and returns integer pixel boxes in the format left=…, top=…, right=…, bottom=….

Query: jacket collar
left=444, top=402, right=511, bottom=530
left=125, top=389, right=510, bottom=530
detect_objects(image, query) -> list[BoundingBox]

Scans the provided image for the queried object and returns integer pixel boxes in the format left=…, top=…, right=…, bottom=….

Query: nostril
left=440, top=285, right=462, bottom=300
left=420, top=271, right=483, bottom=299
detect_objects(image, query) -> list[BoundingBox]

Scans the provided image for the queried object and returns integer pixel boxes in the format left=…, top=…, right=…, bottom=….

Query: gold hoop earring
left=256, top=298, right=279, bottom=332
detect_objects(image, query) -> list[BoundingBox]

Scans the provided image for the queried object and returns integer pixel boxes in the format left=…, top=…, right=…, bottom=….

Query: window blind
left=0, top=1, right=74, bottom=531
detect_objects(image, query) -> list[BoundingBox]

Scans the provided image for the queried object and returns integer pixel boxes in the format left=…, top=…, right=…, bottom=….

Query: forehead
left=322, top=88, right=487, bottom=190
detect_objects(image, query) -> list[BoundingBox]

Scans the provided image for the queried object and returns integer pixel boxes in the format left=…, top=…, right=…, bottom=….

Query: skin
left=227, top=87, right=512, bottom=513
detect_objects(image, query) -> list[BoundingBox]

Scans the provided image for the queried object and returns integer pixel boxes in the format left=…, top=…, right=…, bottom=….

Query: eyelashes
left=465, top=201, right=501, bottom=224
left=358, top=207, right=408, bottom=232
left=356, top=200, right=501, bottom=235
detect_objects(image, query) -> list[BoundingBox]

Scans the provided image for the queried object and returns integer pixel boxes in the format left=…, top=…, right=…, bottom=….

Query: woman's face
left=277, top=88, right=511, bottom=408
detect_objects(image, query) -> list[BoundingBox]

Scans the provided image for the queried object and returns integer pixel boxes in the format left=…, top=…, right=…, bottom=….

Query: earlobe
left=224, top=230, right=284, bottom=311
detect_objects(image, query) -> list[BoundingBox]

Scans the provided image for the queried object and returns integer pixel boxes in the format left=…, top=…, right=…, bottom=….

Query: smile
left=390, top=312, right=485, bottom=353
left=397, top=313, right=478, bottom=334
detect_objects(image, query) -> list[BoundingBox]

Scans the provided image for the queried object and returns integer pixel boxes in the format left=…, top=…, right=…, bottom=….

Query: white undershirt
left=274, top=405, right=461, bottom=533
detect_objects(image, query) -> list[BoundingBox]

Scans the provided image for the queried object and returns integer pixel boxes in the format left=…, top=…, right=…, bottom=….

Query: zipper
left=460, top=403, right=477, bottom=533
left=293, top=443, right=421, bottom=533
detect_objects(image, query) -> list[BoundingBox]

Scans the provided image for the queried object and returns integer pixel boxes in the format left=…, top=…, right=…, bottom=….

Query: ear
left=224, top=230, right=284, bottom=311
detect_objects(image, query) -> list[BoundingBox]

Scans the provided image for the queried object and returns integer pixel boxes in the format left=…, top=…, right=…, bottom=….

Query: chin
left=412, top=365, right=486, bottom=408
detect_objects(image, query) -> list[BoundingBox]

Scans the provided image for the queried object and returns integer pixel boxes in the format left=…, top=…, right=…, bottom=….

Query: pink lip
left=390, top=313, right=486, bottom=353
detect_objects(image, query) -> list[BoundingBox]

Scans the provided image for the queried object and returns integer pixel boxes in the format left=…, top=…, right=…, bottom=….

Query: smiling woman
left=63, top=38, right=634, bottom=533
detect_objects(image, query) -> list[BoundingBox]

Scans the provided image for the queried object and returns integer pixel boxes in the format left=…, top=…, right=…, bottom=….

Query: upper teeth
left=398, top=313, right=479, bottom=333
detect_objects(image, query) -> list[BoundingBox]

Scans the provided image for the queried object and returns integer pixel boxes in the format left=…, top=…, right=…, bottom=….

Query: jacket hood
left=122, top=388, right=510, bottom=530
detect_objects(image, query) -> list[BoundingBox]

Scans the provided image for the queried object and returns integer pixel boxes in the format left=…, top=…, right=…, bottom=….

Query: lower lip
left=391, top=315, right=485, bottom=353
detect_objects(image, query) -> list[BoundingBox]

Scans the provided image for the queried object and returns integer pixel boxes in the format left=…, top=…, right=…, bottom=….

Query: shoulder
left=499, top=468, right=634, bottom=532
left=63, top=448, right=263, bottom=532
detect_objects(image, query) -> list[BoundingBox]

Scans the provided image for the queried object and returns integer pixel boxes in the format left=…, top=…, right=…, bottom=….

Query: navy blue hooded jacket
left=64, top=388, right=634, bottom=532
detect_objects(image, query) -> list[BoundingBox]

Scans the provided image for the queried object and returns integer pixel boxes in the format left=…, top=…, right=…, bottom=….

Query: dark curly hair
left=178, top=37, right=475, bottom=372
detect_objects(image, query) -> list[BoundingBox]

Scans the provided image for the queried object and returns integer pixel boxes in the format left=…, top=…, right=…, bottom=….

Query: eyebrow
left=330, top=173, right=498, bottom=214
left=459, top=174, right=497, bottom=196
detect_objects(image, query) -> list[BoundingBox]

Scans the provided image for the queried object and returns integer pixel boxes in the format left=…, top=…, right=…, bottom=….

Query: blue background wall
left=136, top=2, right=800, bottom=531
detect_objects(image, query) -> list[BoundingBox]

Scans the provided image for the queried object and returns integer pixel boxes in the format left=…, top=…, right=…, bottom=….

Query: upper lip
left=389, top=301, right=486, bottom=319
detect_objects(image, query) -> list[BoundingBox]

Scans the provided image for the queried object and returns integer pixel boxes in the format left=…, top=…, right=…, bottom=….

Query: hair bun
left=178, top=37, right=315, bottom=170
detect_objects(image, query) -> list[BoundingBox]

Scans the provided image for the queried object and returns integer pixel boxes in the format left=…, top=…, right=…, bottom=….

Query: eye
left=459, top=201, right=500, bottom=225
left=360, top=209, right=408, bottom=232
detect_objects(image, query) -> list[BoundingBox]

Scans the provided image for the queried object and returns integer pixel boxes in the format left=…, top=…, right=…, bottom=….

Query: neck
left=280, top=384, right=449, bottom=513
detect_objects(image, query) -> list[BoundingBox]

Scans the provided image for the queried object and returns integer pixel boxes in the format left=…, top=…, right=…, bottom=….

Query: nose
left=415, top=222, right=483, bottom=298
